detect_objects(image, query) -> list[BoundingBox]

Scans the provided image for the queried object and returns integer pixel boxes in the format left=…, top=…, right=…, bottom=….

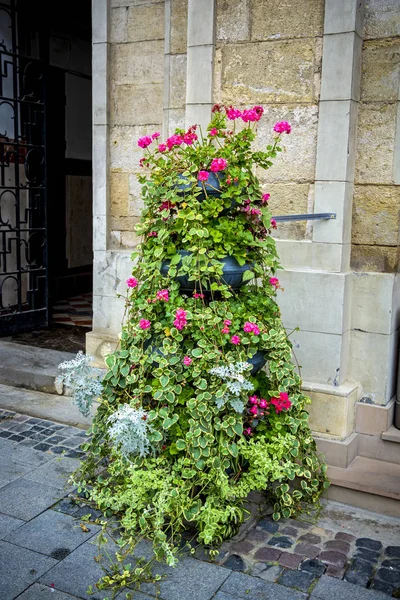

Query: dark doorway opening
left=0, top=0, right=92, bottom=352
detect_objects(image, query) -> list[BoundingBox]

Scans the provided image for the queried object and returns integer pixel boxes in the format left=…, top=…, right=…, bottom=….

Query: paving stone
left=65, top=449, right=85, bottom=459
left=15, top=583, right=83, bottom=599
left=220, top=570, right=308, bottom=599
left=30, top=425, right=47, bottom=433
left=72, top=505, right=103, bottom=520
left=46, top=435, right=67, bottom=444
left=246, top=528, right=269, bottom=542
left=300, top=558, right=326, bottom=576
left=254, top=547, right=281, bottom=561
left=8, top=423, right=31, bottom=432
left=223, top=554, right=246, bottom=571
left=9, top=433, right=25, bottom=442
left=344, top=558, right=373, bottom=587
left=26, top=418, right=43, bottom=424
left=256, top=564, right=283, bottom=582
left=311, top=574, right=389, bottom=599
left=30, top=433, right=51, bottom=442
left=0, top=512, right=24, bottom=539
left=268, top=536, right=294, bottom=549
left=39, top=536, right=120, bottom=600
left=257, top=518, right=279, bottom=533
left=355, top=548, right=380, bottom=563
left=278, top=552, right=302, bottom=569
left=0, top=430, right=13, bottom=438
left=295, top=543, right=321, bottom=558
left=381, top=558, right=400, bottom=570
left=139, top=555, right=232, bottom=600
left=376, top=567, right=400, bottom=586
left=7, top=442, right=52, bottom=466
left=19, top=439, right=39, bottom=448
left=326, top=565, right=346, bottom=578
left=0, top=478, right=63, bottom=520
left=12, top=414, right=29, bottom=422
left=324, top=540, right=350, bottom=554
left=299, top=533, right=322, bottom=544
left=0, top=457, right=33, bottom=488
left=4, top=509, right=100, bottom=556
left=335, top=532, right=356, bottom=543
left=24, top=456, right=80, bottom=490
left=386, top=546, right=400, bottom=558
left=50, top=445, right=71, bottom=455
left=280, top=526, right=298, bottom=537
left=370, top=579, right=396, bottom=596
left=356, top=538, right=383, bottom=551
left=0, top=539, right=58, bottom=599
left=278, top=568, right=315, bottom=592
left=318, top=550, right=347, bottom=567
left=33, top=442, right=53, bottom=452
left=232, top=540, right=254, bottom=554
left=48, top=424, right=68, bottom=432
left=62, top=436, right=85, bottom=448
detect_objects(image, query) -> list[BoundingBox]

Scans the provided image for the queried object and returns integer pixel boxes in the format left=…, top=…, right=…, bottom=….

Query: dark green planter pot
left=160, top=251, right=252, bottom=293
left=176, top=173, right=238, bottom=214
left=248, top=351, right=267, bottom=375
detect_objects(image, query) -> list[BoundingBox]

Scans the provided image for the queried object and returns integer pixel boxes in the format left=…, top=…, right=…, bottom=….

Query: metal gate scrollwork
left=0, top=0, right=48, bottom=334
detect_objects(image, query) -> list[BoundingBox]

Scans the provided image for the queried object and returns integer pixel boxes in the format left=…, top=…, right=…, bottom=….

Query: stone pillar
left=277, top=0, right=365, bottom=442
left=185, top=0, right=216, bottom=130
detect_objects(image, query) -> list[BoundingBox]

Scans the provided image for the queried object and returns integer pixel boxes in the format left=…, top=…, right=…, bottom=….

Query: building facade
left=87, top=0, right=400, bottom=513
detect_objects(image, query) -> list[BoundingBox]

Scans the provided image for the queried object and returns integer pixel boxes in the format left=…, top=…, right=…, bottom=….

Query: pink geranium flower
left=158, top=143, right=167, bottom=152
left=209, top=128, right=218, bottom=136
left=156, top=289, right=169, bottom=302
left=230, top=335, right=240, bottom=345
left=269, top=277, right=279, bottom=288
left=249, top=395, right=258, bottom=405
left=151, top=132, right=160, bottom=140
left=183, top=132, right=198, bottom=145
left=249, top=406, right=258, bottom=415
left=273, top=121, right=292, bottom=134
left=166, top=134, right=184, bottom=149
left=198, top=171, right=209, bottom=182
left=126, top=277, right=138, bottom=288
left=210, top=158, right=227, bottom=172
left=241, top=109, right=259, bottom=123
left=174, top=308, right=187, bottom=330
left=262, top=193, right=270, bottom=204
left=226, top=106, right=242, bottom=120
left=193, top=291, right=205, bottom=299
left=271, top=392, right=292, bottom=413
left=137, top=136, right=152, bottom=149
left=243, top=322, right=260, bottom=335
left=224, top=319, right=232, bottom=326
left=270, top=218, right=277, bottom=229
left=139, top=319, right=151, bottom=330
left=183, top=356, right=192, bottom=366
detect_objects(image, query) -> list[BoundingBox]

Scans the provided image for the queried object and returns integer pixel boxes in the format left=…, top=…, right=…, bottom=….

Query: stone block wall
left=214, top=0, right=324, bottom=240
left=109, top=0, right=165, bottom=249
left=352, top=0, right=400, bottom=273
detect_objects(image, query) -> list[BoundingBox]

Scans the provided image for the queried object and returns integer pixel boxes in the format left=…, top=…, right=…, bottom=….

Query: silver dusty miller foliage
left=108, top=405, right=153, bottom=459
left=209, top=361, right=254, bottom=413
left=56, top=352, right=104, bottom=417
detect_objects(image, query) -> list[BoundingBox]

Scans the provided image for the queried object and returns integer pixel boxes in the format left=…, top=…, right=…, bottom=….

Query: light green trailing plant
left=74, top=105, right=329, bottom=599
left=57, top=351, right=104, bottom=417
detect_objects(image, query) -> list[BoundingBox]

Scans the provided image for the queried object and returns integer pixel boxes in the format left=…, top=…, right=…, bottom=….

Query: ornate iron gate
left=0, top=0, right=48, bottom=334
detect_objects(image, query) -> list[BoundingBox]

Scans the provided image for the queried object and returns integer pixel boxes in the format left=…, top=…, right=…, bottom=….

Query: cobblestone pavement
left=0, top=409, right=399, bottom=600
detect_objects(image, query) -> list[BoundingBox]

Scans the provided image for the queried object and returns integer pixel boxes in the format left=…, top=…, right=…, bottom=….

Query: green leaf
left=242, top=270, right=254, bottom=282
left=176, top=439, right=186, bottom=450
left=228, top=443, right=238, bottom=458
left=163, top=415, right=178, bottom=429
left=160, top=375, right=169, bottom=388
left=198, top=379, right=207, bottom=390
left=233, top=422, right=243, bottom=436
left=192, top=348, right=203, bottom=358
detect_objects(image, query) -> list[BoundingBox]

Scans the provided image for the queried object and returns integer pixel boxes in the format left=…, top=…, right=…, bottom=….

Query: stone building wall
left=213, top=0, right=324, bottom=240
left=352, top=0, right=400, bottom=273
left=109, top=0, right=165, bottom=249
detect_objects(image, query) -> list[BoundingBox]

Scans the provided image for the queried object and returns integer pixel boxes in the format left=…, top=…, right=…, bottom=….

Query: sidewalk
left=0, top=407, right=399, bottom=600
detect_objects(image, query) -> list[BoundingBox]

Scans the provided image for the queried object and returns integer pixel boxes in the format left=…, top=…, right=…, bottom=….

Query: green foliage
left=75, top=106, right=329, bottom=599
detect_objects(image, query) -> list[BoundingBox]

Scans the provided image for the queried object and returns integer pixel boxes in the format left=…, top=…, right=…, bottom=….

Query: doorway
left=0, top=0, right=92, bottom=351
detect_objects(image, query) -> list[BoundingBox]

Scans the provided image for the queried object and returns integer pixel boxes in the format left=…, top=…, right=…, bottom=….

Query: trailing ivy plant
left=74, top=105, right=329, bottom=598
